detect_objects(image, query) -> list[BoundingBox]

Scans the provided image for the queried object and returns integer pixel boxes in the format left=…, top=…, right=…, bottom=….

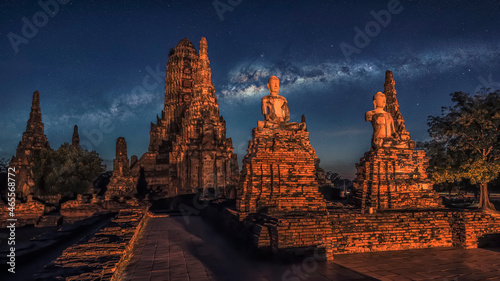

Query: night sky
left=1, top=0, right=499, bottom=179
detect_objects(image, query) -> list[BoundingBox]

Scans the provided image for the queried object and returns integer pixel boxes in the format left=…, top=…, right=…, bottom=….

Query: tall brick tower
left=383, top=70, right=411, bottom=141
left=72, top=125, right=80, bottom=149
left=107, top=137, right=135, bottom=198
left=11, top=91, right=50, bottom=199
left=132, top=38, right=239, bottom=198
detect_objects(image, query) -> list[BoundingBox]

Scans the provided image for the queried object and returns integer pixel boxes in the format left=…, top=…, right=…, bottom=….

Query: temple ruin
left=353, top=70, right=443, bottom=211
left=10, top=91, right=50, bottom=199
left=129, top=38, right=239, bottom=198
left=237, top=76, right=328, bottom=218
left=107, top=137, right=135, bottom=198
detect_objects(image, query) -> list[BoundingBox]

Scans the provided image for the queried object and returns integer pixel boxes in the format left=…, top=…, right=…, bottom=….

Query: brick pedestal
left=353, top=147, right=443, bottom=211
left=237, top=121, right=327, bottom=219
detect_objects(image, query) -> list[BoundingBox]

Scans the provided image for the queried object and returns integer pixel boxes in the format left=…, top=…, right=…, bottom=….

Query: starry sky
left=1, top=0, right=499, bottom=179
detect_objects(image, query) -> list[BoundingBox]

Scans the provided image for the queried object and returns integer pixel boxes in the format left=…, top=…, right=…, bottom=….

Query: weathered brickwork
left=230, top=70, right=498, bottom=261
left=452, top=211, right=500, bottom=249
left=353, top=148, right=442, bottom=210
left=35, top=208, right=148, bottom=281
left=60, top=196, right=103, bottom=222
left=325, top=211, right=453, bottom=255
left=237, top=122, right=328, bottom=218
left=0, top=196, right=45, bottom=227
left=234, top=209, right=500, bottom=261
left=353, top=71, right=443, bottom=211
left=10, top=91, right=50, bottom=199
left=107, top=137, right=135, bottom=198
left=131, top=38, right=238, bottom=198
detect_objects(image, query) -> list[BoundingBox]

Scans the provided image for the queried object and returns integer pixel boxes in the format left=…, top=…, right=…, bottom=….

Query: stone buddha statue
left=366, top=92, right=409, bottom=149
left=258, top=76, right=306, bottom=131
left=261, top=76, right=290, bottom=124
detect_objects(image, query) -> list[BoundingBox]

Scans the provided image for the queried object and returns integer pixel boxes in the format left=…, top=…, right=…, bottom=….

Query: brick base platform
left=237, top=121, right=327, bottom=219
left=205, top=202, right=500, bottom=260
left=353, top=147, right=443, bottom=211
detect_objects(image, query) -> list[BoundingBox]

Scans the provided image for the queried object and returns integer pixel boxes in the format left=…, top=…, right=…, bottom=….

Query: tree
left=424, top=90, right=500, bottom=210
left=33, top=143, right=105, bottom=196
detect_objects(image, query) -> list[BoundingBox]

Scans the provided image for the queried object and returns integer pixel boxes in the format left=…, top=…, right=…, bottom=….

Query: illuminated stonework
left=10, top=91, right=50, bottom=199
left=353, top=71, right=442, bottom=211
left=107, top=137, right=135, bottom=198
left=237, top=76, right=327, bottom=218
left=130, top=38, right=239, bottom=198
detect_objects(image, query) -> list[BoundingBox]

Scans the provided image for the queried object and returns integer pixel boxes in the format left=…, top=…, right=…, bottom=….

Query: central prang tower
left=130, top=38, right=239, bottom=198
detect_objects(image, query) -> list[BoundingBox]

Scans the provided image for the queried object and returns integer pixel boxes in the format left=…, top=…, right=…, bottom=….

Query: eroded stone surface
left=10, top=91, right=50, bottom=199
left=237, top=125, right=327, bottom=218
left=131, top=38, right=238, bottom=198
left=0, top=196, right=45, bottom=227
left=237, top=76, right=327, bottom=219
left=261, top=75, right=290, bottom=124
left=353, top=71, right=442, bottom=211
left=107, top=137, right=136, bottom=198
left=35, top=208, right=147, bottom=281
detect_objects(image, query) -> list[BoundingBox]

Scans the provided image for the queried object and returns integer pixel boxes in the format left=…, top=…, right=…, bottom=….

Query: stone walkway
left=335, top=247, right=500, bottom=281
left=121, top=216, right=500, bottom=281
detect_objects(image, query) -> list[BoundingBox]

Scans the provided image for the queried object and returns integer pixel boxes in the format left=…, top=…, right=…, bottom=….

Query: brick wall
left=247, top=209, right=500, bottom=259
left=326, top=211, right=453, bottom=254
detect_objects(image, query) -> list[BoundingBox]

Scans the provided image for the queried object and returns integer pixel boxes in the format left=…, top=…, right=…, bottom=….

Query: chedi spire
left=21, top=90, right=50, bottom=150
left=383, top=70, right=410, bottom=140
left=197, top=37, right=212, bottom=86
left=26, top=91, right=44, bottom=135
left=72, top=125, right=80, bottom=148
left=133, top=37, right=239, bottom=198
left=11, top=90, right=50, bottom=199
left=106, top=137, right=135, bottom=198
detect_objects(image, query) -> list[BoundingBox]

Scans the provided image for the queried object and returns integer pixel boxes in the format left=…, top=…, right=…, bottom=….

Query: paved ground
left=335, top=248, right=500, bottom=281
left=122, top=216, right=500, bottom=281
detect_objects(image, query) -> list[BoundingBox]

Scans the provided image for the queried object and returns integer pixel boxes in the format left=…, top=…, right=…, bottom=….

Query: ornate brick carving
left=10, top=91, right=50, bottom=199
left=107, top=137, right=135, bottom=198
left=131, top=38, right=238, bottom=198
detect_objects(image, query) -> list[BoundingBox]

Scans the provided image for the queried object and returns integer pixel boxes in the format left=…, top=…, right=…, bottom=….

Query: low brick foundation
left=35, top=207, right=148, bottom=281
left=203, top=202, right=500, bottom=260
left=0, top=199, right=45, bottom=227
left=326, top=210, right=453, bottom=255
